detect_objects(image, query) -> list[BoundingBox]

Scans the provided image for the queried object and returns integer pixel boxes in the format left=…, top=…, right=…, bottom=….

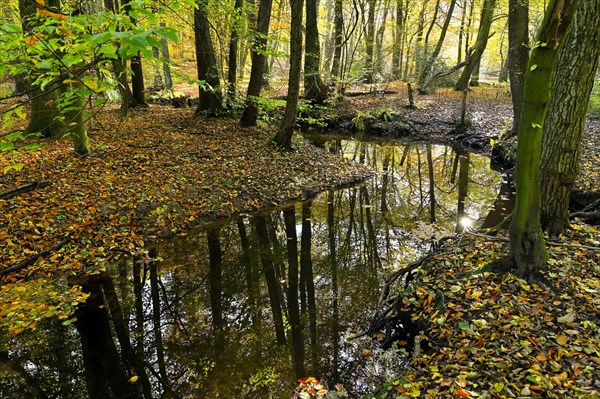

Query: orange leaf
left=455, top=388, right=472, bottom=398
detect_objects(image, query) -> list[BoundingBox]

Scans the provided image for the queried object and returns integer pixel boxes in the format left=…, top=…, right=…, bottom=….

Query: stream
left=1, top=137, right=502, bottom=398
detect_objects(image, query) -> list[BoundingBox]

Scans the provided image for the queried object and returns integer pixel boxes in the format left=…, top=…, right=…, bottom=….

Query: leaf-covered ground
left=368, top=226, right=600, bottom=399
left=0, top=106, right=372, bottom=334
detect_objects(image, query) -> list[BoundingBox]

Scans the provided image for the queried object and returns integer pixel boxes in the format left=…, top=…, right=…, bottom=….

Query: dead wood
left=1, top=239, right=69, bottom=277
left=0, top=181, right=50, bottom=200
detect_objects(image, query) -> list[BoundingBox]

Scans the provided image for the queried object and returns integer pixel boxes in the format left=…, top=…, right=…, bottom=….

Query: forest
left=1, top=0, right=600, bottom=397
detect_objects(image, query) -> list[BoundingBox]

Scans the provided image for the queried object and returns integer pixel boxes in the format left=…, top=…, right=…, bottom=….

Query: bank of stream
left=1, top=136, right=503, bottom=398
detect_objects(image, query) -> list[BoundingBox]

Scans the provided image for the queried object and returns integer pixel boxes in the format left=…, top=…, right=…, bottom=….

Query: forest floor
left=2, top=84, right=600, bottom=398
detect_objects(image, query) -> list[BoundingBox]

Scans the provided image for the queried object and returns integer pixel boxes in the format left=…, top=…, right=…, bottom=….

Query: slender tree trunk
left=331, top=0, right=344, bottom=79
left=457, top=0, right=467, bottom=63
left=508, top=0, right=579, bottom=279
left=391, top=0, right=404, bottom=78
left=227, top=0, right=245, bottom=107
left=363, top=0, right=377, bottom=83
left=540, top=0, right=600, bottom=236
left=305, top=0, right=328, bottom=103
left=274, top=0, right=304, bottom=148
left=507, top=0, right=529, bottom=136
left=455, top=0, right=497, bottom=91
left=418, top=0, right=458, bottom=92
left=240, top=0, right=273, bottom=126
left=160, top=22, right=173, bottom=93
left=194, top=0, right=224, bottom=116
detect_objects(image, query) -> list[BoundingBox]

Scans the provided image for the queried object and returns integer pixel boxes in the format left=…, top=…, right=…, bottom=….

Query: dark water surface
left=1, top=138, right=502, bottom=398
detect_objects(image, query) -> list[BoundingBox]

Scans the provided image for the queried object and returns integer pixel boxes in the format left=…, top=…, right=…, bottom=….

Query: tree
left=391, top=0, right=404, bottom=79
left=330, top=0, right=343, bottom=79
left=417, top=0, right=457, bottom=92
left=240, top=0, right=273, bottom=126
left=507, top=0, right=529, bottom=137
left=363, top=0, right=377, bottom=83
left=274, top=0, right=304, bottom=148
left=304, top=0, right=328, bottom=103
left=227, top=0, right=244, bottom=107
left=194, top=0, right=224, bottom=116
left=455, top=0, right=497, bottom=91
left=540, top=0, right=600, bottom=236
left=19, top=0, right=63, bottom=138
left=508, top=0, right=579, bottom=278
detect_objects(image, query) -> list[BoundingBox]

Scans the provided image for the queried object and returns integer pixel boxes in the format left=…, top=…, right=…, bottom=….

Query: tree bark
left=194, top=0, right=224, bottom=116
left=304, top=0, right=328, bottom=103
left=227, top=0, right=245, bottom=107
left=240, top=0, right=273, bottom=126
left=540, top=0, right=600, bottom=236
left=508, top=0, right=579, bottom=279
left=391, top=0, right=404, bottom=78
left=274, top=0, right=304, bottom=148
left=330, top=0, right=343, bottom=78
left=455, top=0, right=497, bottom=91
left=507, top=0, right=529, bottom=136
left=363, top=0, right=377, bottom=83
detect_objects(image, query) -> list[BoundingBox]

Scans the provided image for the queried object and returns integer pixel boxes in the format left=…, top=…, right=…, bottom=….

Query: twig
left=466, top=231, right=600, bottom=250
left=1, top=239, right=69, bottom=277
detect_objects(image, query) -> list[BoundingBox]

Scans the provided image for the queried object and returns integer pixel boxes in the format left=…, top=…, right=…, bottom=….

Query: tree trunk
left=507, top=0, right=529, bottom=136
left=363, top=0, right=377, bottom=83
left=508, top=0, right=579, bottom=279
left=330, top=0, right=343, bottom=79
left=274, top=0, right=304, bottom=148
left=194, top=0, right=224, bottom=116
left=240, top=0, right=273, bottom=126
left=455, top=0, right=497, bottom=91
left=304, top=0, right=328, bottom=103
left=540, top=0, right=600, bottom=236
left=160, top=22, right=173, bottom=92
left=130, top=54, right=147, bottom=107
left=418, top=0, right=457, bottom=92
left=391, top=0, right=404, bottom=78
left=227, top=0, right=245, bottom=107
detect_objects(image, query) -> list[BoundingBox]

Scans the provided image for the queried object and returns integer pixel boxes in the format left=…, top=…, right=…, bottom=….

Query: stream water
left=1, top=137, right=502, bottom=398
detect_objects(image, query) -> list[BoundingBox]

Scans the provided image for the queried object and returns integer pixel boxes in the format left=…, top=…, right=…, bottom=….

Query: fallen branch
left=0, top=181, right=50, bottom=200
left=1, top=239, right=69, bottom=277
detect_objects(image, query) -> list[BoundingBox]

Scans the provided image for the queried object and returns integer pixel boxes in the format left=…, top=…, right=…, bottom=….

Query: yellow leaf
left=128, top=375, right=139, bottom=383
left=36, top=0, right=45, bottom=5
left=556, top=335, right=568, bottom=345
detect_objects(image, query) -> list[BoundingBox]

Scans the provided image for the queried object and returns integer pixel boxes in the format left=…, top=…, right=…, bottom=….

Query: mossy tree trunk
left=274, top=0, right=303, bottom=149
left=64, top=82, right=91, bottom=156
left=194, top=0, right=224, bottom=116
left=508, top=0, right=579, bottom=279
left=391, top=0, right=404, bottom=79
left=455, top=0, right=497, bottom=91
left=507, top=0, right=529, bottom=137
left=363, top=0, right=377, bottom=83
left=540, top=0, right=600, bottom=236
left=240, top=0, right=273, bottom=126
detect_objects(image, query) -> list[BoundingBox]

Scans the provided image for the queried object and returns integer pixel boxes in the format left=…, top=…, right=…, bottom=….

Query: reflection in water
left=0, top=139, right=501, bottom=398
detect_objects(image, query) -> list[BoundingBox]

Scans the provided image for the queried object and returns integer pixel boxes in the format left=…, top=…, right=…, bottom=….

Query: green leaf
left=530, top=64, right=538, bottom=71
